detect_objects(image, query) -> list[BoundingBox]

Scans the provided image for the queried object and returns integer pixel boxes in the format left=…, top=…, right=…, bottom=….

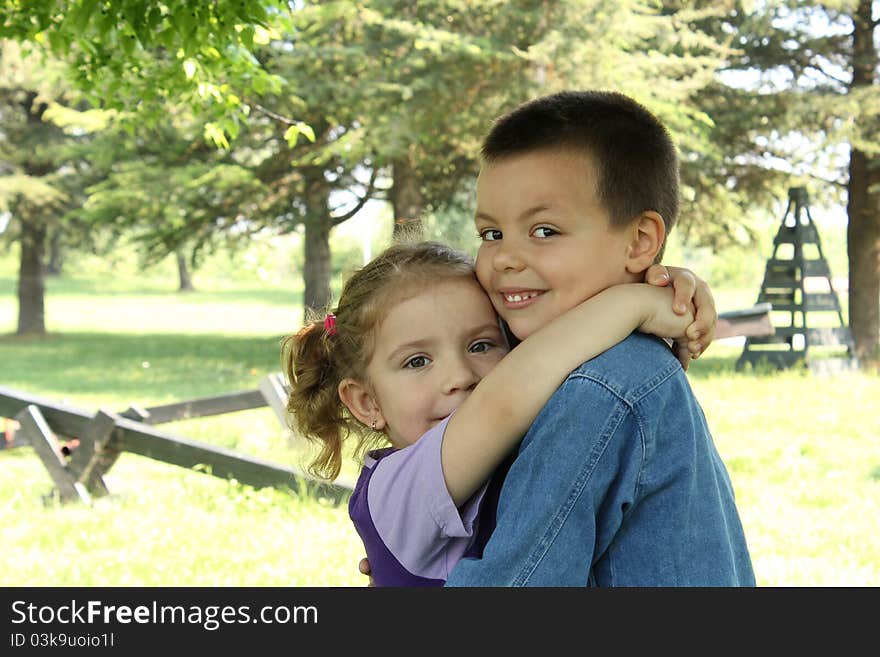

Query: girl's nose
left=442, top=356, right=480, bottom=394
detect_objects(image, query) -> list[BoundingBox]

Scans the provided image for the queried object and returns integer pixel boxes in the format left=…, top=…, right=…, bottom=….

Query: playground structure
left=0, top=376, right=352, bottom=506
left=737, top=187, right=856, bottom=373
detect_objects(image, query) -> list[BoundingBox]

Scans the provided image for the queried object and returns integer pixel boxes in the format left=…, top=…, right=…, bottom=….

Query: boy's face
left=474, top=148, right=637, bottom=340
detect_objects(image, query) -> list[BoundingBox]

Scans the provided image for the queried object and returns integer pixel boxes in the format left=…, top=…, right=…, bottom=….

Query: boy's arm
left=441, top=283, right=690, bottom=506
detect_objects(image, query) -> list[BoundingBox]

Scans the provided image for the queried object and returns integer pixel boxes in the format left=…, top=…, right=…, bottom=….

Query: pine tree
left=692, top=0, right=879, bottom=365
left=0, top=41, right=87, bottom=335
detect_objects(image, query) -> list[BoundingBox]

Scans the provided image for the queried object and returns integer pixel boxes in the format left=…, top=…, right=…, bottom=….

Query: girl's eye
left=533, top=226, right=558, bottom=238
left=480, top=229, right=503, bottom=242
left=469, top=340, right=494, bottom=354
left=404, top=355, right=431, bottom=369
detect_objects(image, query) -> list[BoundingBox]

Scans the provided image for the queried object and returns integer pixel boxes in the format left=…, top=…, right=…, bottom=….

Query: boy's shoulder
left=566, top=332, right=683, bottom=403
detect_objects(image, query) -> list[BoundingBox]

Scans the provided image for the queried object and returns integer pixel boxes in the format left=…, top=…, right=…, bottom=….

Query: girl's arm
left=441, top=283, right=692, bottom=506
left=645, top=263, right=717, bottom=367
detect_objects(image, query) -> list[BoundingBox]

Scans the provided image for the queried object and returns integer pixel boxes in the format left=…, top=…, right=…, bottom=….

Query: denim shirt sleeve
left=445, top=332, right=755, bottom=587
left=445, top=372, right=641, bottom=587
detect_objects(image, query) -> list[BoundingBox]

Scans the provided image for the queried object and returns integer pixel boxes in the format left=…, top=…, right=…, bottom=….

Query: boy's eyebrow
left=475, top=204, right=553, bottom=224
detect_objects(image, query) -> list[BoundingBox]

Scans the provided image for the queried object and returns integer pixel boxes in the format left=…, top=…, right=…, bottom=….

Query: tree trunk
left=846, top=1, right=879, bottom=366
left=176, top=250, right=194, bottom=292
left=17, top=92, right=51, bottom=335
left=17, top=219, right=46, bottom=336
left=846, top=149, right=880, bottom=366
left=44, top=226, right=64, bottom=276
left=390, top=158, right=425, bottom=242
left=302, top=170, right=332, bottom=322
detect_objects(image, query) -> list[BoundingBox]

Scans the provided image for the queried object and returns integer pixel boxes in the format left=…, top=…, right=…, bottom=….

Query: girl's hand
left=638, top=285, right=695, bottom=346
left=359, top=557, right=375, bottom=587
left=645, top=264, right=717, bottom=370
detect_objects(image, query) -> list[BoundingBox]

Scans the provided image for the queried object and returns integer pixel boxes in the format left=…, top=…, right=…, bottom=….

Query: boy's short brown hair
left=481, top=90, right=679, bottom=259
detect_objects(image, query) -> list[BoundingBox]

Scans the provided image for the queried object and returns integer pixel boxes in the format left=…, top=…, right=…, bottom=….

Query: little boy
left=444, top=90, right=755, bottom=586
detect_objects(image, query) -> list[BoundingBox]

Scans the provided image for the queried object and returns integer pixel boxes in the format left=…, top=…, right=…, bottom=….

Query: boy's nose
left=491, top=238, right=526, bottom=272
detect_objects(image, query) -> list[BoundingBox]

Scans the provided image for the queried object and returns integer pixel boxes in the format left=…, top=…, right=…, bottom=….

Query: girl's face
left=365, top=276, right=509, bottom=448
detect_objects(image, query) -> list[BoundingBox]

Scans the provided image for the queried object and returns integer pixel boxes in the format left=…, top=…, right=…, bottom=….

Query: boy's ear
left=337, top=378, right=386, bottom=431
left=624, top=210, right=666, bottom=275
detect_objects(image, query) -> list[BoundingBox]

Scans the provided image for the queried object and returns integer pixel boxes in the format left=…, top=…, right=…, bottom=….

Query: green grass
left=1, top=253, right=878, bottom=586
left=685, top=351, right=880, bottom=586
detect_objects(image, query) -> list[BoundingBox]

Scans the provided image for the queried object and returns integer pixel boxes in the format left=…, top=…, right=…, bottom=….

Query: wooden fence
left=716, top=303, right=774, bottom=340
left=0, top=376, right=352, bottom=506
left=1, top=305, right=771, bottom=507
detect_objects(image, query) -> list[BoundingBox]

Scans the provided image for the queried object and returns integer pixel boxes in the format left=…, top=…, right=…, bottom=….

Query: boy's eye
left=480, top=229, right=503, bottom=242
left=533, top=226, right=558, bottom=238
left=403, top=355, right=431, bottom=369
left=469, top=340, right=494, bottom=354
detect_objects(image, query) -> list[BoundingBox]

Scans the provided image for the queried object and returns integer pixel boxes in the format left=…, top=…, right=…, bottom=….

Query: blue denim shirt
left=445, top=333, right=755, bottom=587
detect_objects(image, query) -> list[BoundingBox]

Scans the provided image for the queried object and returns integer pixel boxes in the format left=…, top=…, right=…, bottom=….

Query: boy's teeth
left=505, top=291, right=538, bottom=302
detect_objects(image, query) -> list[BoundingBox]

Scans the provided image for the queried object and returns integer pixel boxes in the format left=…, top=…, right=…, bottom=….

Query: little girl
left=282, top=241, right=703, bottom=586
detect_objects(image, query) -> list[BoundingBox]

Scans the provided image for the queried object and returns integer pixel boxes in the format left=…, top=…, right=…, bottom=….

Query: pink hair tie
left=323, top=313, right=337, bottom=336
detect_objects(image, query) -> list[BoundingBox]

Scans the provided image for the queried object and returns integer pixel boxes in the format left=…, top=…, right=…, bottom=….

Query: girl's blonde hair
left=281, top=241, right=477, bottom=481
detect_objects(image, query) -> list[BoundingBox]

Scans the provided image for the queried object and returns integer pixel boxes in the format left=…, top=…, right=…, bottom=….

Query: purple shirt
left=348, top=416, right=489, bottom=586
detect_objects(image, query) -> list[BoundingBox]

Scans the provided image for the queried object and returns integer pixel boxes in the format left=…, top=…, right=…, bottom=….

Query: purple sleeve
left=366, top=415, right=489, bottom=581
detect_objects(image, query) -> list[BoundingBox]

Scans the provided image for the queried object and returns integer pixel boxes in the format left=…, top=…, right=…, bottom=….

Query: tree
left=233, top=72, right=375, bottom=317
left=78, top=116, right=266, bottom=291
left=234, top=1, right=560, bottom=314
left=287, top=1, right=736, bottom=237
left=237, top=0, right=737, bottom=319
left=0, top=0, right=289, bottom=145
left=692, top=0, right=880, bottom=365
left=0, top=40, right=93, bottom=335
left=0, top=2, right=297, bottom=331
left=531, top=1, right=751, bottom=247
left=286, top=1, right=551, bottom=239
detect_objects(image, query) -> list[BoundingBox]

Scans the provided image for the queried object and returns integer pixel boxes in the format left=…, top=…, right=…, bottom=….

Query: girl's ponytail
left=281, top=318, right=347, bottom=481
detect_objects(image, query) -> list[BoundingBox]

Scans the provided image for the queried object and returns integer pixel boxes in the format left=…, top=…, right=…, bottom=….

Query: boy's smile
left=498, top=287, right=544, bottom=309
left=474, top=148, right=639, bottom=340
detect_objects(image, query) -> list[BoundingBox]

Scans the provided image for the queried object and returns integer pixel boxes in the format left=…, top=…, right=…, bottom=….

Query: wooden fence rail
left=0, top=382, right=352, bottom=505
left=716, top=303, right=774, bottom=340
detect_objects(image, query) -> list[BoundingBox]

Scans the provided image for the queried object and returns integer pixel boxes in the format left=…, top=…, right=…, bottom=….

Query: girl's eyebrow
left=386, top=323, right=501, bottom=362
left=386, top=339, right=432, bottom=363
left=467, top=322, right=504, bottom=337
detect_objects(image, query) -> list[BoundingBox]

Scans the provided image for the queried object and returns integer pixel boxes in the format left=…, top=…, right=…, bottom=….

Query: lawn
left=1, top=256, right=878, bottom=586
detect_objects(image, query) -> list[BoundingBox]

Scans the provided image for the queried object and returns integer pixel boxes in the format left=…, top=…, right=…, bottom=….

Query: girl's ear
left=337, top=378, right=386, bottom=431
left=625, top=210, right=666, bottom=275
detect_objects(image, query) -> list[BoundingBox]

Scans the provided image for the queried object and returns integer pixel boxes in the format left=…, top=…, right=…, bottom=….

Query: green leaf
left=253, top=26, right=272, bottom=45
left=204, top=123, right=230, bottom=149
left=71, top=0, right=98, bottom=32
left=121, top=33, right=135, bottom=57
left=183, top=59, right=198, bottom=80
left=283, top=125, right=300, bottom=148
left=46, top=29, right=69, bottom=56
left=297, top=122, right=315, bottom=143
left=240, top=26, right=255, bottom=49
